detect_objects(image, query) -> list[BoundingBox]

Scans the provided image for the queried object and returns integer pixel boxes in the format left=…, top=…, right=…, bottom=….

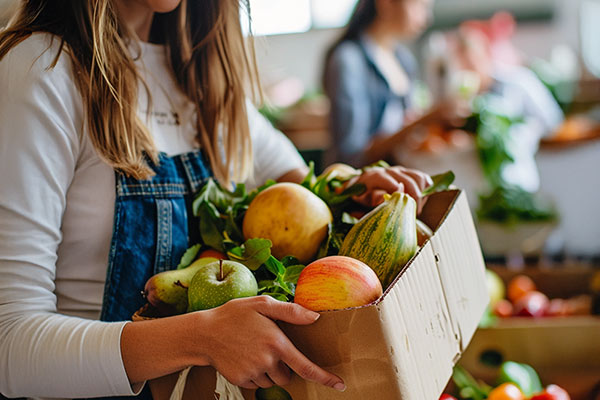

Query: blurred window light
left=311, top=0, right=358, bottom=29
left=245, top=0, right=312, bottom=36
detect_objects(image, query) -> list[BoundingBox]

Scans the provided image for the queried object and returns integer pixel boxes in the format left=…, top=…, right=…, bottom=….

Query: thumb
left=257, top=296, right=320, bottom=325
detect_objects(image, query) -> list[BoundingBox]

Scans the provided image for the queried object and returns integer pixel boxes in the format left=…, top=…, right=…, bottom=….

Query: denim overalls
left=98, top=149, right=211, bottom=398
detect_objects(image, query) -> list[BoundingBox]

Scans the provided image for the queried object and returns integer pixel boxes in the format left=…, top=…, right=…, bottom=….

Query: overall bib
left=99, top=150, right=212, bottom=398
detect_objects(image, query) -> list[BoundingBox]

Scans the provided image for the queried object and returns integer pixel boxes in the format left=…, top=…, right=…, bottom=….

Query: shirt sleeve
left=0, top=35, right=139, bottom=398
left=324, top=42, right=374, bottom=166
left=245, top=100, right=306, bottom=188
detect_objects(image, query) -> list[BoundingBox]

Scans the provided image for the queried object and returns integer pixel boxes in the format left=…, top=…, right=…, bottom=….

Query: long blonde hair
left=0, top=0, right=258, bottom=184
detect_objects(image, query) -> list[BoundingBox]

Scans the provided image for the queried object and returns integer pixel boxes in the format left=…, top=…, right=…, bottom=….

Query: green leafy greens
left=469, top=95, right=558, bottom=225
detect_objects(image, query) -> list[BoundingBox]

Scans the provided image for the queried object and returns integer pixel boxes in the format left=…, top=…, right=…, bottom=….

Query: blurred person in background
left=323, top=0, right=464, bottom=167
left=446, top=22, right=564, bottom=193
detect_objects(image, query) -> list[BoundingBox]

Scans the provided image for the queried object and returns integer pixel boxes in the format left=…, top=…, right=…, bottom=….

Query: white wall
left=254, top=28, right=341, bottom=90
left=254, top=0, right=586, bottom=91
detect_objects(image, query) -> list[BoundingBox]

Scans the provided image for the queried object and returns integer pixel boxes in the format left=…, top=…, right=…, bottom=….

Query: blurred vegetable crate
left=459, top=266, right=600, bottom=400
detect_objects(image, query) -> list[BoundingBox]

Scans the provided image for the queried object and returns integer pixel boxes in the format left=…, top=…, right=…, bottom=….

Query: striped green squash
left=339, top=192, right=417, bottom=289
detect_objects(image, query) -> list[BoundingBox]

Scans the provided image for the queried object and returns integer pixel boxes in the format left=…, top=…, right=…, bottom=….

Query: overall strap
left=101, top=149, right=212, bottom=324
left=175, top=151, right=213, bottom=195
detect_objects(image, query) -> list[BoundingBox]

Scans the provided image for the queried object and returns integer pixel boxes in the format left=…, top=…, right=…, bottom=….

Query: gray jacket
left=324, top=34, right=417, bottom=167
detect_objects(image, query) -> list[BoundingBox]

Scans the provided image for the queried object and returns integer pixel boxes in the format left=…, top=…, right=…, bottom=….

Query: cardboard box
left=149, top=190, right=489, bottom=400
left=458, top=266, right=600, bottom=400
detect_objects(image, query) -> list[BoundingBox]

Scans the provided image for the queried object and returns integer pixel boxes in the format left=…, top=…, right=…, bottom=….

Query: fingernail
left=333, top=382, right=346, bottom=392
left=308, top=311, right=320, bottom=321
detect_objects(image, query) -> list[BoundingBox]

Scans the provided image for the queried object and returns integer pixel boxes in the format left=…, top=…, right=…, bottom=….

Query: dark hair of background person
left=322, top=0, right=377, bottom=88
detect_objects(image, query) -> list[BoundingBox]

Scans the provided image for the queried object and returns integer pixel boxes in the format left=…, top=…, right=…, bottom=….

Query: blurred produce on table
left=444, top=362, right=575, bottom=400
left=460, top=265, right=600, bottom=400
left=484, top=268, right=597, bottom=321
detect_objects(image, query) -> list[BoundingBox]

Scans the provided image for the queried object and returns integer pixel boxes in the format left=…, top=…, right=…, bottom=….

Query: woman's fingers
left=391, top=166, right=432, bottom=191
left=251, top=374, right=276, bottom=389
left=238, top=380, right=259, bottom=389
left=347, top=165, right=432, bottom=209
left=386, top=168, right=422, bottom=202
left=256, top=295, right=320, bottom=325
left=280, top=341, right=346, bottom=392
left=266, top=361, right=292, bottom=387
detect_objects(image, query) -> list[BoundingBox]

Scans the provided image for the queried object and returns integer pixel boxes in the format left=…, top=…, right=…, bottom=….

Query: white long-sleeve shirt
left=0, top=33, right=305, bottom=399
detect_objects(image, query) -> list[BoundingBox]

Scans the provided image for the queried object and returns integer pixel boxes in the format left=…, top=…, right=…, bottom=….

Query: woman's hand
left=348, top=166, right=432, bottom=212
left=198, top=296, right=345, bottom=391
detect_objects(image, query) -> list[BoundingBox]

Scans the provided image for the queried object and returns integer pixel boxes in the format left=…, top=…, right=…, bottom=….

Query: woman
left=323, top=0, right=442, bottom=167
left=0, top=1, right=430, bottom=398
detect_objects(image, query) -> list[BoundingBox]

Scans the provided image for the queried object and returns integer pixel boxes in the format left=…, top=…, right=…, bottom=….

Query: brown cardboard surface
left=148, top=190, right=488, bottom=400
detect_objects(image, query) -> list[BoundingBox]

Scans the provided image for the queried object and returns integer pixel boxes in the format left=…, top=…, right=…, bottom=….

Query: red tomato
left=493, top=298, right=514, bottom=318
left=530, top=385, right=571, bottom=400
left=487, top=383, right=526, bottom=400
left=507, top=275, right=536, bottom=303
left=513, top=290, right=549, bottom=317
left=439, top=394, right=457, bottom=400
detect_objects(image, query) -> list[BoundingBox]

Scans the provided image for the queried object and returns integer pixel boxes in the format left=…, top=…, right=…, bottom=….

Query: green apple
left=187, top=260, right=258, bottom=312
left=255, top=386, right=292, bottom=400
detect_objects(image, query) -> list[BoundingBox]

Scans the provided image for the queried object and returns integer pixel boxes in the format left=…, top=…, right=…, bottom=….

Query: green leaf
left=176, top=244, right=202, bottom=270
left=452, top=366, right=490, bottom=400
left=193, top=179, right=234, bottom=216
left=327, top=183, right=367, bottom=206
left=264, top=256, right=286, bottom=277
left=227, top=238, right=273, bottom=271
left=422, top=171, right=455, bottom=196
left=198, top=203, right=226, bottom=252
left=280, top=256, right=301, bottom=267
left=262, top=292, right=289, bottom=302
left=283, top=265, right=305, bottom=284
left=300, top=161, right=317, bottom=191
left=316, top=223, right=333, bottom=259
left=362, top=160, right=390, bottom=170
left=341, top=212, right=360, bottom=225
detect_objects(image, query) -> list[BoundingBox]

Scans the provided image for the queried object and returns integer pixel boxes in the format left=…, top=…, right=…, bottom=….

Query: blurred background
left=240, top=0, right=600, bottom=266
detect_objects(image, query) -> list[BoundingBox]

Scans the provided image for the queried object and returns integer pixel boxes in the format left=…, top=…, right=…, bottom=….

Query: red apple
left=513, top=290, right=549, bottom=317
left=198, top=249, right=227, bottom=260
left=294, top=256, right=383, bottom=311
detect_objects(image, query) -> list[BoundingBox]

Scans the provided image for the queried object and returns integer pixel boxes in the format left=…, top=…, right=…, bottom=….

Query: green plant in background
left=469, top=95, right=558, bottom=225
left=530, top=57, right=577, bottom=114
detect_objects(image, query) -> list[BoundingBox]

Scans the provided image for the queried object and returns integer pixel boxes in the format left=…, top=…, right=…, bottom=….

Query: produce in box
left=140, top=163, right=454, bottom=315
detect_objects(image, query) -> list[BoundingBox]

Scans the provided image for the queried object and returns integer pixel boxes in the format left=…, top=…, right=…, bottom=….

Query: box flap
left=428, top=191, right=488, bottom=351
left=378, top=242, right=460, bottom=399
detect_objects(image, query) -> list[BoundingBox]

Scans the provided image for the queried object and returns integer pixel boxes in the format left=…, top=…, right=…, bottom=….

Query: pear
left=143, top=257, right=217, bottom=315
